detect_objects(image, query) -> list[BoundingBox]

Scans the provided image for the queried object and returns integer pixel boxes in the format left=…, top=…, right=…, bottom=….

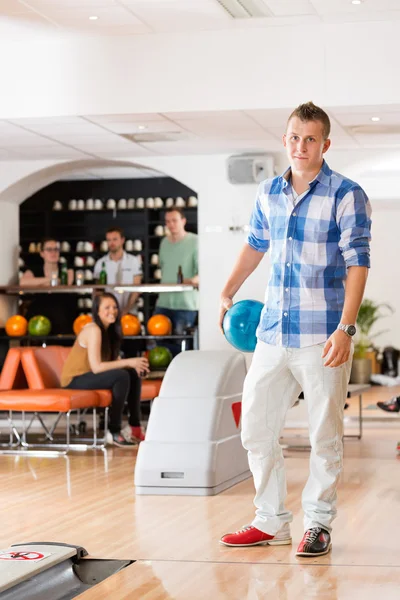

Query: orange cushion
left=21, top=347, right=67, bottom=389
left=0, top=389, right=100, bottom=412
left=0, top=348, right=25, bottom=390
left=96, top=389, right=112, bottom=407
left=141, top=379, right=162, bottom=401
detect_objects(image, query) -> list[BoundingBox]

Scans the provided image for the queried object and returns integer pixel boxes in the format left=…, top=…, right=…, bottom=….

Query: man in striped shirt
left=219, top=102, right=372, bottom=557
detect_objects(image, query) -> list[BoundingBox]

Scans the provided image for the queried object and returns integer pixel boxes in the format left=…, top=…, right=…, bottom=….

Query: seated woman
left=61, top=292, right=149, bottom=447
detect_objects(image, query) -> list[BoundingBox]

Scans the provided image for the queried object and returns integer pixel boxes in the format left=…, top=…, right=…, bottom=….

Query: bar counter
left=0, top=284, right=195, bottom=295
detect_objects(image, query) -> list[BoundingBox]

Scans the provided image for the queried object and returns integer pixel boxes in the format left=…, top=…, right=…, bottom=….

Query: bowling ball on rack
left=121, top=314, right=141, bottom=336
left=5, top=315, right=28, bottom=337
left=73, top=314, right=92, bottom=336
left=28, top=315, right=52, bottom=337
left=148, top=346, right=173, bottom=370
left=147, top=314, right=172, bottom=336
left=222, top=299, right=264, bottom=353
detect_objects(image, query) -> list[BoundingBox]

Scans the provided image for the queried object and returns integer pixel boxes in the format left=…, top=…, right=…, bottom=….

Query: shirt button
left=293, top=212, right=297, bottom=216
left=284, top=312, right=288, bottom=317
left=285, top=288, right=289, bottom=292
left=286, top=263, right=290, bottom=267
left=288, top=237, right=292, bottom=241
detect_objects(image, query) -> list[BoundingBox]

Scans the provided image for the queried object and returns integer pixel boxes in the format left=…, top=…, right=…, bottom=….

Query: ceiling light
left=351, top=1, right=362, bottom=5
left=371, top=117, right=381, bottom=122
left=216, top=0, right=272, bottom=19
left=138, top=125, right=147, bottom=130
left=89, top=15, right=98, bottom=20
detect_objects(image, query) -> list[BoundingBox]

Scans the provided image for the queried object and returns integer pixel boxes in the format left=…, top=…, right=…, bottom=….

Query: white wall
left=359, top=207, right=400, bottom=350
left=0, top=201, right=19, bottom=325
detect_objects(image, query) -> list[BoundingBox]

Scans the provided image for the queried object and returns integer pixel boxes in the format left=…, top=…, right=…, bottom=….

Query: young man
left=219, top=102, right=372, bottom=557
left=154, top=207, right=199, bottom=336
left=94, top=227, right=142, bottom=315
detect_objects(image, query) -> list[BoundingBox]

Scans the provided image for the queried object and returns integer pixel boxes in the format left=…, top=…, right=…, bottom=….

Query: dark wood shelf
left=19, top=178, right=198, bottom=327
left=20, top=251, right=142, bottom=257
left=21, top=207, right=199, bottom=215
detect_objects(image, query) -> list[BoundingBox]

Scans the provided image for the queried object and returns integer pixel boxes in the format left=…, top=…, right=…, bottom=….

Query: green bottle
left=60, top=263, right=68, bottom=285
left=99, top=261, right=107, bottom=285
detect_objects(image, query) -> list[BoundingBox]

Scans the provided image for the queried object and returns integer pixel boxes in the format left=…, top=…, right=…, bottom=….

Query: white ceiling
left=2, top=105, right=400, bottom=167
left=1, top=0, right=400, bottom=35
left=1, top=1, right=400, bottom=177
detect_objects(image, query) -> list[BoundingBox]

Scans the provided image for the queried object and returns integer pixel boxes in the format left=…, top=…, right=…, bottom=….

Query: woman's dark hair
left=92, top=292, right=122, bottom=361
left=40, top=238, right=60, bottom=250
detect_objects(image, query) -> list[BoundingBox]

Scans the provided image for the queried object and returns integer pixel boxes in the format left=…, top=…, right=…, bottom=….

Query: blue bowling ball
left=223, top=299, right=264, bottom=353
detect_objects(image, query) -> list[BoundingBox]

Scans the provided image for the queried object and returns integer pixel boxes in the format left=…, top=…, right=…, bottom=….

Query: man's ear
left=323, top=138, right=331, bottom=154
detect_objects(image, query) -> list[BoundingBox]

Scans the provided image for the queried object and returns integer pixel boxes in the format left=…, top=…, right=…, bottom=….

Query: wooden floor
left=0, top=387, right=399, bottom=599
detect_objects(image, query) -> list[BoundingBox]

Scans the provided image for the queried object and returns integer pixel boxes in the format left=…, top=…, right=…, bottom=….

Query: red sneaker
left=220, top=524, right=291, bottom=547
left=131, top=426, right=145, bottom=442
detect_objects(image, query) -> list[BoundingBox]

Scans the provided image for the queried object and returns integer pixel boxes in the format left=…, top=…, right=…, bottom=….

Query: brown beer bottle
left=177, top=265, right=184, bottom=284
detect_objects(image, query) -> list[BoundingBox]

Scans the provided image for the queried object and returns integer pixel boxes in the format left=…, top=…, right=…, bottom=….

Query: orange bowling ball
left=121, top=314, right=141, bottom=336
left=147, top=314, right=172, bottom=336
left=5, top=315, right=28, bottom=337
left=73, top=314, right=92, bottom=335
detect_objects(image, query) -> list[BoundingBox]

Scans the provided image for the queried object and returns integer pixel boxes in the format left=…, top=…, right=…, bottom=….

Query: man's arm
left=184, top=241, right=199, bottom=287
left=340, top=266, right=369, bottom=325
left=123, top=274, right=142, bottom=315
left=20, top=270, right=50, bottom=287
left=93, top=259, right=102, bottom=282
left=219, top=183, right=270, bottom=330
left=323, top=186, right=372, bottom=367
left=219, top=244, right=266, bottom=329
left=323, top=266, right=368, bottom=367
left=184, top=274, right=199, bottom=287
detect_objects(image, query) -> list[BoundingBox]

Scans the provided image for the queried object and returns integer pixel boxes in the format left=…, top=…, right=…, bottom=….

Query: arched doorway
left=0, top=159, right=199, bottom=359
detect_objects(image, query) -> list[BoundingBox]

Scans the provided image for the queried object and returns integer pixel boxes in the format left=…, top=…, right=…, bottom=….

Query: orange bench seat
left=0, top=389, right=102, bottom=412
left=141, top=379, right=162, bottom=401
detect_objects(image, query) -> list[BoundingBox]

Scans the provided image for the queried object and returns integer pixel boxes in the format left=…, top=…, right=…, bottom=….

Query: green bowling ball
left=28, top=315, right=52, bottom=336
left=148, top=346, right=172, bottom=370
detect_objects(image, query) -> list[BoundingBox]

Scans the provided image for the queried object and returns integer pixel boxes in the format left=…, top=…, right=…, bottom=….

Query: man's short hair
left=287, top=101, right=331, bottom=140
left=165, top=207, right=185, bottom=218
left=106, top=227, right=125, bottom=237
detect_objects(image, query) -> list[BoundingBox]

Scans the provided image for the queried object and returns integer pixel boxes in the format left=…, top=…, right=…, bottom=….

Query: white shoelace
left=235, top=525, right=253, bottom=535
left=304, top=528, right=321, bottom=544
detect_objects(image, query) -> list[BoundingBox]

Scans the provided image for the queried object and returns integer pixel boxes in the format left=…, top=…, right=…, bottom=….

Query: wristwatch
left=337, top=323, right=357, bottom=337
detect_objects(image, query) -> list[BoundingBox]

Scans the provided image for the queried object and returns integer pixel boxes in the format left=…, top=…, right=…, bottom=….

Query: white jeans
left=241, top=340, right=353, bottom=534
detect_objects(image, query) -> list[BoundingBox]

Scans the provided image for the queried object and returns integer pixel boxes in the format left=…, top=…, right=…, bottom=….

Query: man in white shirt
left=94, top=227, right=142, bottom=315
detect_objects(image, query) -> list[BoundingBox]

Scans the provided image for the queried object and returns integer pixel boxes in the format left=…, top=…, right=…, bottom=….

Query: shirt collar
left=106, top=251, right=126, bottom=263
left=280, top=159, right=332, bottom=190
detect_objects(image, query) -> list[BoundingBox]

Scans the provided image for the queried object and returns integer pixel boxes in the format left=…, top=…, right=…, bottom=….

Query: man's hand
left=183, top=276, right=199, bottom=288
left=219, top=296, right=233, bottom=333
left=322, top=330, right=352, bottom=367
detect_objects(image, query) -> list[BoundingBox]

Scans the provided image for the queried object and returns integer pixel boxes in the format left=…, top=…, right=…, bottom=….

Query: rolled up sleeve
left=247, top=183, right=270, bottom=253
left=337, top=187, right=372, bottom=268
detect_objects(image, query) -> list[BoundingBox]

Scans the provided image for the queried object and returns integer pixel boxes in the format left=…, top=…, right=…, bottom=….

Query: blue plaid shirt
left=247, top=160, right=372, bottom=348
